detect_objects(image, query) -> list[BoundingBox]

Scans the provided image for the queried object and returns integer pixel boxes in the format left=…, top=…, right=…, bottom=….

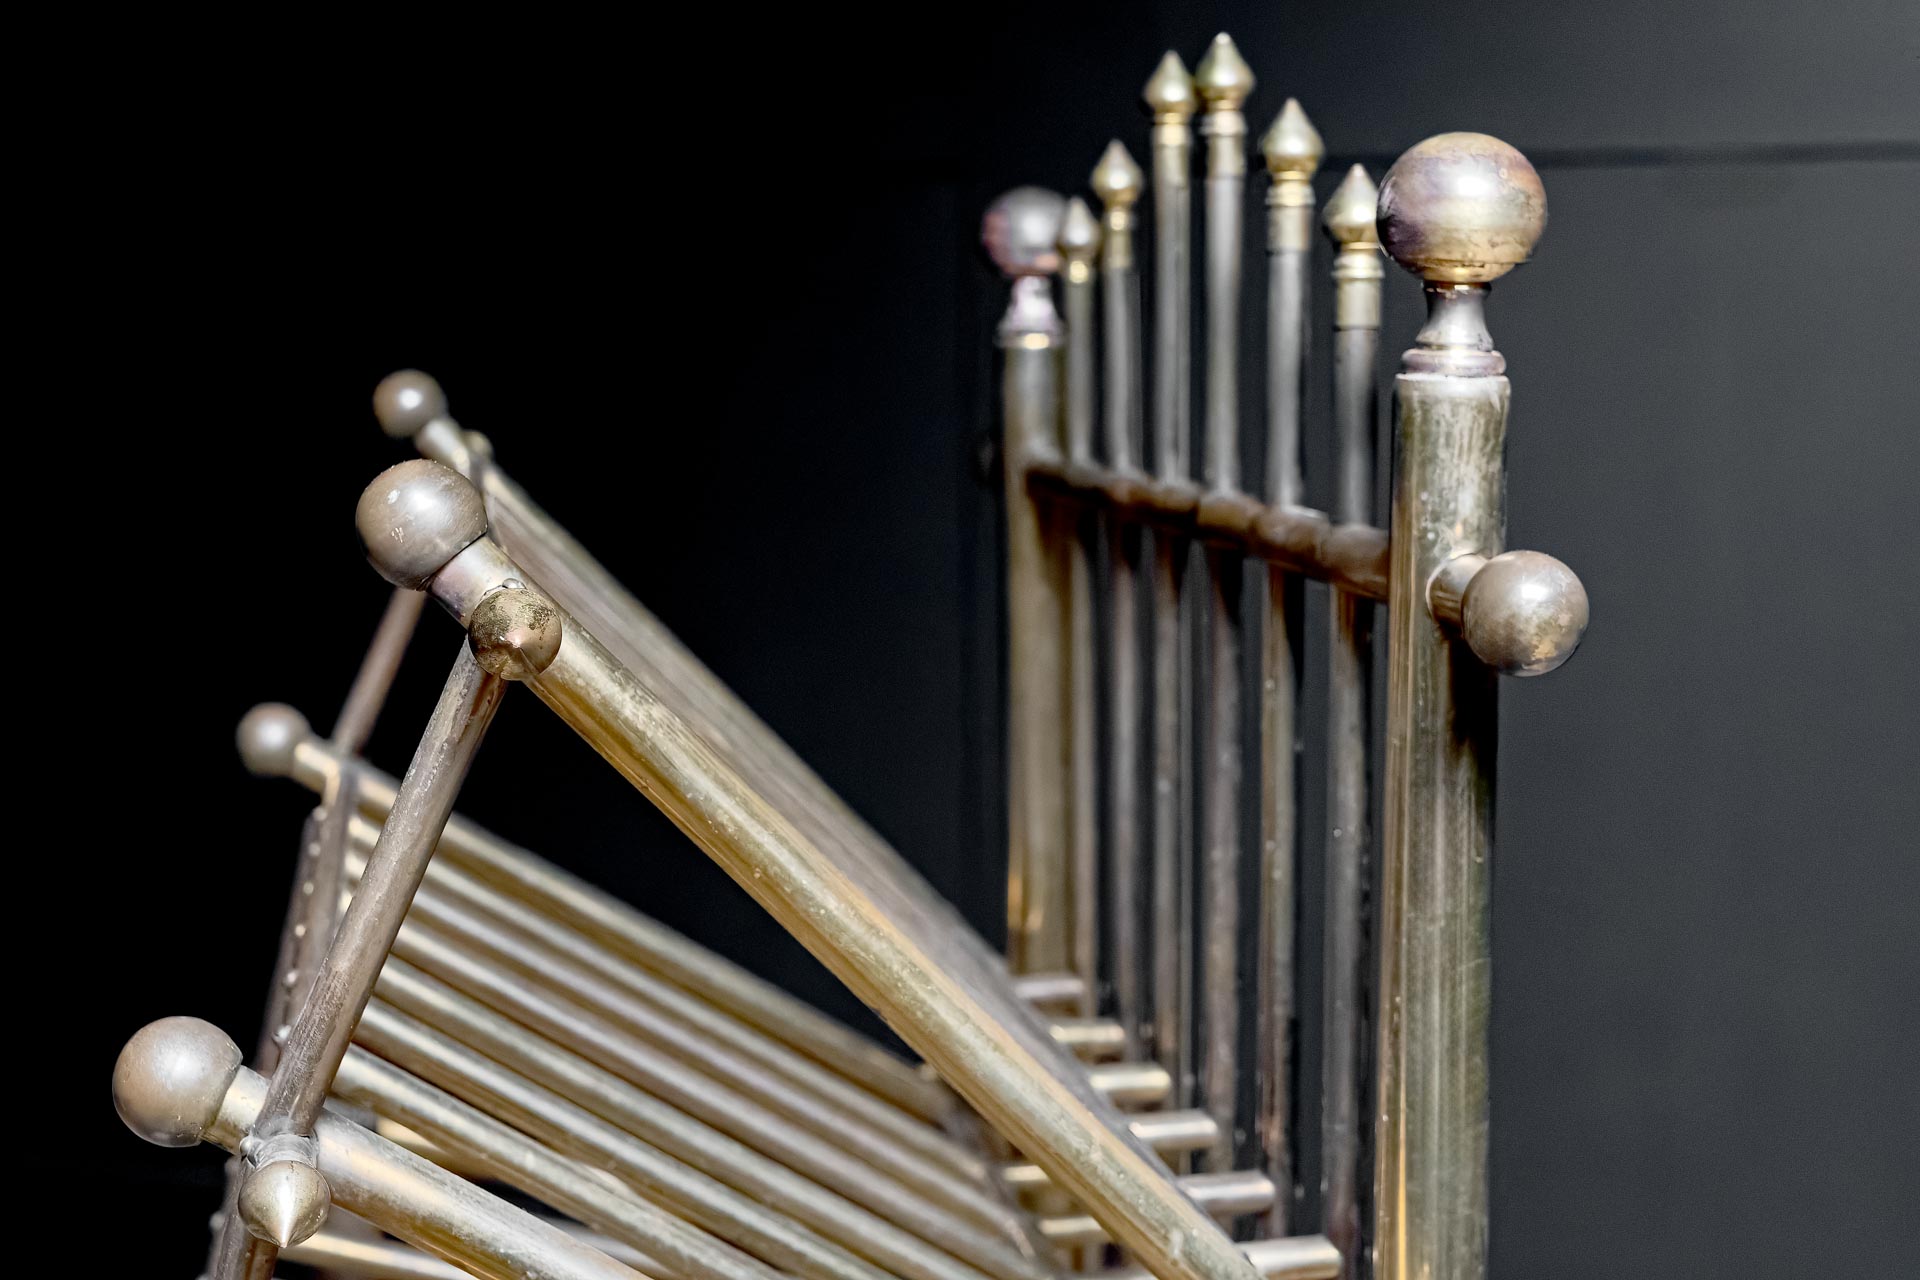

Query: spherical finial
left=1376, top=133, right=1546, bottom=284
left=1057, top=197, right=1101, bottom=265
left=113, top=1017, right=242, bottom=1148
left=1141, top=51, right=1196, bottom=120
left=237, top=703, right=311, bottom=778
left=1193, top=34, right=1255, bottom=111
left=1460, top=551, right=1589, bottom=676
left=1321, top=164, right=1381, bottom=246
left=372, top=370, right=448, bottom=439
left=239, top=1156, right=331, bottom=1247
left=1090, top=140, right=1143, bottom=210
left=467, top=587, right=563, bottom=680
left=982, top=187, right=1067, bottom=279
left=355, top=460, right=489, bottom=589
left=1261, top=98, right=1322, bottom=178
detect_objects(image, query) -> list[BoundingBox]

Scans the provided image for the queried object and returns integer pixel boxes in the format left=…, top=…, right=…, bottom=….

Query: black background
left=35, top=4, right=1918, bottom=1277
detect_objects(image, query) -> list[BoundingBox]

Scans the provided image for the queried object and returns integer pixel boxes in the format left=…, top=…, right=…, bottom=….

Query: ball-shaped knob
left=236, top=703, right=310, bottom=777
left=1460, top=550, right=1588, bottom=676
left=355, top=460, right=489, bottom=589
left=982, top=188, right=1066, bottom=279
left=113, top=1017, right=242, bottom=1148
left=239, top=1157, right=331, bottom=1247
left=1377, top=133, right=1546, bottom=284
left=372, top=370, right=448, bottom=439
left=468, top=587, right=563, bottom=680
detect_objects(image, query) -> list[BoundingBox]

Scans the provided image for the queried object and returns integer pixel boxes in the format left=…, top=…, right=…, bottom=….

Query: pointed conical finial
left=1322, top=164, right=1380, bottom=246
left=1377, top=133, right=1546, bottom=284
left=1091, top=140, right=1143, bottom=210
left=1261, top=99, right=1323, bottom=179
left=1142, top=51, right=1196, bottom=121
left=1057, top=197, right=1101, bottom=267
left=1193, top=34, right=1255, bottom=111
left=239, top=1155, right=332, bottom=1247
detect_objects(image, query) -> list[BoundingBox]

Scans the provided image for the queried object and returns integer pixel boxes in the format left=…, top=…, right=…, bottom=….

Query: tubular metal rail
left=114, top=33, right=1586, bottom=1280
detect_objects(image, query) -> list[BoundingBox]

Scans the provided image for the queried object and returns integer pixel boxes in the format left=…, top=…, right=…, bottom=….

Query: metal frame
left=113, top=35, right=1587, bottom=1280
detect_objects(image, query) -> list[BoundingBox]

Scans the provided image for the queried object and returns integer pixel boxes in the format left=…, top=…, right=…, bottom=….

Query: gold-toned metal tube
left=1011, top=972, right=1088, bottom=1011
left=994, top=197, right=1077, bottom=980
left=283, top=1231, right=491, bottom=1279
left=1100, top=1236, right=1343, bottom=1280
left=332, top=1047, right=763, bottom=1280
left=1142, top=50, right=1198, bottom=1118
left=1319, top=162, right=1383, bottom=1277
left=1046, top=1017, right=1128, bottom=1061
left=1037, top=1170, right=1275, bottom=1246
left=1126, top=1107, right=1221, bottom=1154
left=284, top=735, right=947, bottom=1125
left=1059, top=195, right=1103, bottom=1012
left=1085, top=1061, right=1173, bottom=1108
left=200, top=1058, right=635, bottom=1280
left=1254, top=96, right=1322, bottom=1232
left=366, top=962, right=1020, bottom=1280
left=331, top=586, right=428, bottom=755
left=1092, top=139, right=1149, bottom=1058
left=344, top=815, right=984, bottom=1184
left=1371, top=133, right=1548, bottom=1280
left=1193, top=31, right=1255, bottom=1174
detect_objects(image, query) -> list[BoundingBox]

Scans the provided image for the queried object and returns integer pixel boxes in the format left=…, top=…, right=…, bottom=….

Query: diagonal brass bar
left=378, top=496, right=1260, bottom=1280
left=332, top=1046, right=769, bottom=1280
left=1099, top=1235, right=1343, bottom=1280
left=372, top=928, right=1052, bottom=1280
left=357, top=990, right=1006, bottom=1280
left=341, top=814, right=984, bottom=1184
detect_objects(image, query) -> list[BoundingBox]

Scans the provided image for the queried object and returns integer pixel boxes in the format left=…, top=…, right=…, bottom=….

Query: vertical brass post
left=1194, top=30, right=1255, bottom=1173
left=1255, top=95, right=1321, bottom=1228
left=1091, top=139, right=1148, bottom=1055
left=1059, top=196, right=1104, bottom=1011
left=1318, top=161, right=1383, bottom=1280
left=1372, top=133, right=1547, bottom=1280
left=984, top=188, right=1075, bottom=978
left=1141, top=50, right=1199, bottom=1106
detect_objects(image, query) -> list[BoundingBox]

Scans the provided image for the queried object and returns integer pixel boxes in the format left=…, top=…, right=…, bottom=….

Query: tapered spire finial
left=1193, top=34, right=1255, bottom=112
left=1261, top=99, right=1323, bottom=179
left=1142, top=51, right=1196, bottom=120
left=1091, top=140, right=1143, bottom=210
left=1321, top=164, right=1381, bottom=247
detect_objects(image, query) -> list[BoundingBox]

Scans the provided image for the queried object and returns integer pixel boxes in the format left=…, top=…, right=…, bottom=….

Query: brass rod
left=1319, top=162, right=1383, bottom=1278
left=282, top=1232, right=477, bottom=1279
left=1011, top=971, right=1088, bottom=1010
left=1194, top=30, right=1255, bottom=1175
left=1045, top=1016, right=1128, bottom=1061
left=1100, top=1235, right=1343, bottom=1280
left=332, top=1046, right=764, bottom=1280
left=1037, top=1169, right=1275, bottom=1246
left=331, top=586, right=428, bottom=755
left=1255, top=96, right=1322, bottom=1231
left=357, top=987, right=1011, bottom=1280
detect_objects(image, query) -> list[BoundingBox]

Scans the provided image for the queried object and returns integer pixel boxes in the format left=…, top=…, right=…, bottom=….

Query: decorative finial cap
left=468, top=587, right=564, bottom=680
left=237, top=703, right=311, bottom=777
left=1141, top=51, right=1196, bottom=119
left=1461, top=551, right=1588, bottom=676
left=1377, top=133, right=1546, bottom=284
left=372, top=370, right=448, bottom=439
left=1322, top=164, right=1380, bottom=246
left=239, top=1157, right=332, bottom=1247
left=1261, top=99, right=1323, bottom=177
left=355, top=459, right=490, bottom=589
left=1057, top=198, right=1101, bottom=264
left=113, top=1017, right=243, bottom=1148
left=982, top=188, right=1067, bottom=279
left=1193, top=34, right=1255, bottom=111
left=1090, top=140, right=1143, bottom=209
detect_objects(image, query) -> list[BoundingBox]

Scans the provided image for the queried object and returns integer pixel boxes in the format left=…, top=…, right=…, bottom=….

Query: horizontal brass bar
left=1037, top=1169, right=1274, bottom=1246
left=1086, top=1061, right=1173, bottom=1108
left=1010, top=972, right=1088, bottom=1011
left=1023, top=458, right=1388, bottom=599
left=1046, top=1018, right=1128, bottom=1061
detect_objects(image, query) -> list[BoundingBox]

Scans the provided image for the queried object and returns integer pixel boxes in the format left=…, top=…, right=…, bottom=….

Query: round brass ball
left=1377, top=133, right=1546, bottom=284
left=112, top=1017, right=242, bottom=1148
left=236, top=703, right=311, bottom=778
left=982, top=187, right=1066, bottom=279
left=468, top=588, right=563, bottom=680
left=371, top=370, right=447, bottom=439
left=355, top=460, right=489, bottom=589
left=1460, top=550, right=1589, bottom=676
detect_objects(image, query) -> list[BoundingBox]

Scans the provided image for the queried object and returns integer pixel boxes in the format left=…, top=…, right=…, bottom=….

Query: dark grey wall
left=50, top=4, right=1917, bottom=1275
